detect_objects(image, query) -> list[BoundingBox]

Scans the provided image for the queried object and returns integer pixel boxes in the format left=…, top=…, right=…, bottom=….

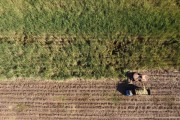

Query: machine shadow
left=125, top=71, right=136, bottom=80
left=116, top=81, right=140, bottom=95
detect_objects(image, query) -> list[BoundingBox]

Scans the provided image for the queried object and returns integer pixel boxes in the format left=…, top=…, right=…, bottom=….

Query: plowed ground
left=0, top=71, right=179, bottom=120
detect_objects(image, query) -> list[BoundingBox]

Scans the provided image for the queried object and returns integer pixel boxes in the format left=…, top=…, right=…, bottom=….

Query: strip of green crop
left=0, top=0, right=179, bottom=79
left=0, top=0, right=179, bottom=38
left=0, top=36, right=179, bottom=79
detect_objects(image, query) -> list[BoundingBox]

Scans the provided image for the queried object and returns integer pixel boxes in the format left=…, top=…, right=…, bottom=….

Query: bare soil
left=0, top=71, right=179, bottom=120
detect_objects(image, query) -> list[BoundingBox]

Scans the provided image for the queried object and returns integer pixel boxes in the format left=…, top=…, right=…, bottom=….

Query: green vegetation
left=0, top=36, right=179, bottom=79
left=0, top=0, right=179, bottom=79
left=0, top=0, right=179, bottom=38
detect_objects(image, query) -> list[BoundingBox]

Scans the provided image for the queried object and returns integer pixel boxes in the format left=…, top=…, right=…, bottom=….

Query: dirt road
left=0, top=71, right=179, bottom=120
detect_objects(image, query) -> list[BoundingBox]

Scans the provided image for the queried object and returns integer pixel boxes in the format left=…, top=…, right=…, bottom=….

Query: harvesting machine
left=125, top=72, right=151, bottom=96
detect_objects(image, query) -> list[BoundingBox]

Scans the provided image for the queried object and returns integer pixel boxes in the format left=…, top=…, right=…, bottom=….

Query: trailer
left=125, top=86, right=151, bottom=96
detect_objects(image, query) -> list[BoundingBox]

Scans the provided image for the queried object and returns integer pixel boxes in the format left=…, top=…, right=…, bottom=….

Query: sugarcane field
left=0, top=0, right=179, bottom=120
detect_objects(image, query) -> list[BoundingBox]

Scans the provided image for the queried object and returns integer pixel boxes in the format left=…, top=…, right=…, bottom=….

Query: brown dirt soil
left=0, top=71, right=179, bottom=120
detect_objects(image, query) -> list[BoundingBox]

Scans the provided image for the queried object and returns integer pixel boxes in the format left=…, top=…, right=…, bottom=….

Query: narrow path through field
left=0, top=71, right=179, bottom=120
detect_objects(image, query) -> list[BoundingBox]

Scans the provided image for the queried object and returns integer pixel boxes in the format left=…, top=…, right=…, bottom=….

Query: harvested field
left=0, top=71, right=179, bottom=120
